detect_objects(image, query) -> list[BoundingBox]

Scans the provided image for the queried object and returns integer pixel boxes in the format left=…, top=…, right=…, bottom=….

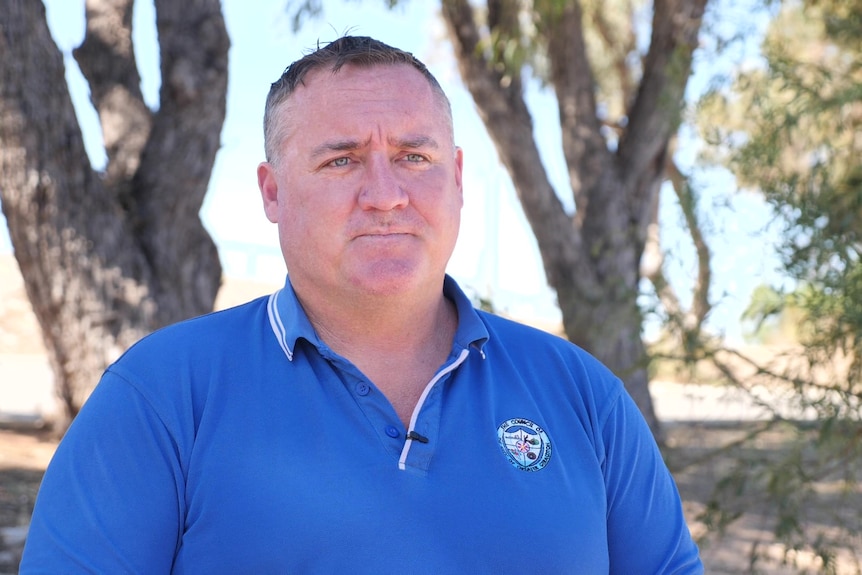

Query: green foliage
left=700, top=0, right=862, bottom=362
left=285, top=0, right=325, bottom=31
left=741, top=284, right=795, bottom=343
left=285, top=0, right=403, bottom=31
left=691, top=0, right=862, bottom=569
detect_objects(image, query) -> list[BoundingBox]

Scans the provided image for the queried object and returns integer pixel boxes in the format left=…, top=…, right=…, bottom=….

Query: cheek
left=280, top=197, right=339, bottom=253
left=275, top=196, right=306, bottom=253
left=433, top=189, right=463, bottom=230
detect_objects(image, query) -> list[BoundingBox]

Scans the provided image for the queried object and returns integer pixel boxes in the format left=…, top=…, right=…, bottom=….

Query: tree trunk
left=441, top=0, right=708, bottom=441
left=0, top=0, right=229, bottom=429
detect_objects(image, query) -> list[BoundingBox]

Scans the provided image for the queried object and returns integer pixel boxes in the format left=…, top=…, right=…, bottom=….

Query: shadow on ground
left=0, top=467, right=43, bottom=573
left=665, top=421, right=862, bottom=574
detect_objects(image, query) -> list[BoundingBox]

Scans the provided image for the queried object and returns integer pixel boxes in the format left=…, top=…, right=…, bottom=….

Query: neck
left=294, top=279, right=458, bottom=427
left=296, top=279, right=455, bottom=357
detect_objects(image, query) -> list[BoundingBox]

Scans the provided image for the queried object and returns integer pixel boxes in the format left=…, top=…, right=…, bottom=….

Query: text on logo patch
left=497, top=418, right=552, bottom=472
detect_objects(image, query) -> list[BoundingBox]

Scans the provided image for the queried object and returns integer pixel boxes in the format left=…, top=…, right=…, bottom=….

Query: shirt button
left=385, top=426, right=400, bottom=438
left=356, top=382, right=370, bottom=396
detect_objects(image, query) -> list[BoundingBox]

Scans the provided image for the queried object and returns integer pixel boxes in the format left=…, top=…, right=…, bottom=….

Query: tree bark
left=441, top=0, right=708, bottom=441
left=0, top=0, right=228, bottom=429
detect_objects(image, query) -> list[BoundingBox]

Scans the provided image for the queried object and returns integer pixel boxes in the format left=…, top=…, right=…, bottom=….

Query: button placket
left=347, top=376, right=405, bottom=449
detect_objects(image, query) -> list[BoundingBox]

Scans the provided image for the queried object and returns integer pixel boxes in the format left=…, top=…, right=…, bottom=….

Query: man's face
left=258, top=64, right=463, bottom=302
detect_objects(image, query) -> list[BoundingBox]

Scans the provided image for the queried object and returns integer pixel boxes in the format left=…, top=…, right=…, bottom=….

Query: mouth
left=355, top=228, right=413, bottom=239
left=351, top=231, right=417, bottom=251
left=354, top=233, right=413, bottom=244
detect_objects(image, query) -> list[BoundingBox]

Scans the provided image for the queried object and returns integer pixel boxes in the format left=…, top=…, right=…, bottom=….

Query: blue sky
left=1, top=0, right=783, bottom=342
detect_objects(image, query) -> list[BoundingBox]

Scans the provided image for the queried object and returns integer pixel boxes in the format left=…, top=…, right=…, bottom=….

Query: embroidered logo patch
left=497, top=418, right=552, bottom=472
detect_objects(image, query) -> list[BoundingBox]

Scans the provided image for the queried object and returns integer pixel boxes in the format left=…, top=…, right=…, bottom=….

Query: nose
left=357, top=155, right=409, bottom=211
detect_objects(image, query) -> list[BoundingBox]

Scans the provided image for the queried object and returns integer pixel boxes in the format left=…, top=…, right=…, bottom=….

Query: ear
left=257, top=162, right=280, bottom=223
left=454, top=146, right=464, bottom=204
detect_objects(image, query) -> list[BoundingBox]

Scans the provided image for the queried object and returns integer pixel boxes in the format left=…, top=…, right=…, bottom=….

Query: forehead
left=278, top=64, right=452, bottom=140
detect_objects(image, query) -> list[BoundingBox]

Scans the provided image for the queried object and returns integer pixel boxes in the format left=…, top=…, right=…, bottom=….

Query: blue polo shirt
left=22, top=275, right=702, bottom=574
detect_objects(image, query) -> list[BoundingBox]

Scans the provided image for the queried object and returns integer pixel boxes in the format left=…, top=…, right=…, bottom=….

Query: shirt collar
left=444, top=275, right=490, bottom=357
left=266, top=275, right=489, bottom=362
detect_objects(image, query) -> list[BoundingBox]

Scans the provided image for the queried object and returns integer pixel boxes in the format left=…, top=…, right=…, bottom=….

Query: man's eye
left=329, top=157, right=351, bottom=167
left=404, top=154, right=426, bottom=163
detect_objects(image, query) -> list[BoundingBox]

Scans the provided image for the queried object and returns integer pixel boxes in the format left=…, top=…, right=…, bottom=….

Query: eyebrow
left=391, top=134, right=440, bottom=150
left=310, top=138, right=369, bottom=159
left=309, top=134, right=440, bottom=159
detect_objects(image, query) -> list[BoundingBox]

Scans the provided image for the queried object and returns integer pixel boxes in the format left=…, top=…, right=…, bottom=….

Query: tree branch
left=541, top=0, right=611, bottom=220
left=441, top=0, right=585, bottom=291
left=74, top=0, right=152, bottom=185
left=591, top=0, right=638, bottom=108
left=642, top=189, right=685, bottom=322
left=0, top=0, right=159, bottom=418
left=133, top=0, right=229, bottom=321
left=667, top=156, right=712, bottom=327
left=643, top=156, right=713, bottom=336
left=617, top=0, right=708, bottom=189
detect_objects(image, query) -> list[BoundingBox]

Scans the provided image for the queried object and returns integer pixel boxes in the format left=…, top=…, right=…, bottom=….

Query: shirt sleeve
left=601, top=387, right=704, bottom=574
left=20, top=371, right=185, bottom=574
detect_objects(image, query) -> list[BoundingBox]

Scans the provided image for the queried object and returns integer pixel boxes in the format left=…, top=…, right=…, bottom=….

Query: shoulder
left=87, top=295, right=276, bottom=439
left=104, top=296, right=274, bottom=405
left=121, top=296, right=272, bottom=364
left=477, top=310, right=612, bottom=375
left=475, top=310, right=624, bottom=414
left=477, top=310, right=565, bottom=344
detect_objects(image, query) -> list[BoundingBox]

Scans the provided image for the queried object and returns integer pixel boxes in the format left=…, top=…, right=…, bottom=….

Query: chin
left=348, top=263, right=426, bottom=296
left=351, top=277, right=416, bottom=297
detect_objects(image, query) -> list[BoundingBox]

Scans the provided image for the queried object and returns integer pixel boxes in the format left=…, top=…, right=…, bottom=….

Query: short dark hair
left=263, top=36, right=451, bottom=163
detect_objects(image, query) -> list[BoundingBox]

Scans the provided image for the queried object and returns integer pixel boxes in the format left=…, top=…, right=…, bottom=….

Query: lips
left=348, top=215, right=421, bottom=240
left=358, top=230, right=412, bottom=237
left=351, top=224, right=417, bottom=239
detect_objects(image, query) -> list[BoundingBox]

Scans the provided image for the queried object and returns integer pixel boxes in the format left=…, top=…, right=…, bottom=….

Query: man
left=21, top=36, right=703, bottom=573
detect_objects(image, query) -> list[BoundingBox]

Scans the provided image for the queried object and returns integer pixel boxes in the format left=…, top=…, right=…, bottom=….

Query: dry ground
left=667, top=422, right=862, bottom=574
left=0, top=428, right=56, bottom=572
